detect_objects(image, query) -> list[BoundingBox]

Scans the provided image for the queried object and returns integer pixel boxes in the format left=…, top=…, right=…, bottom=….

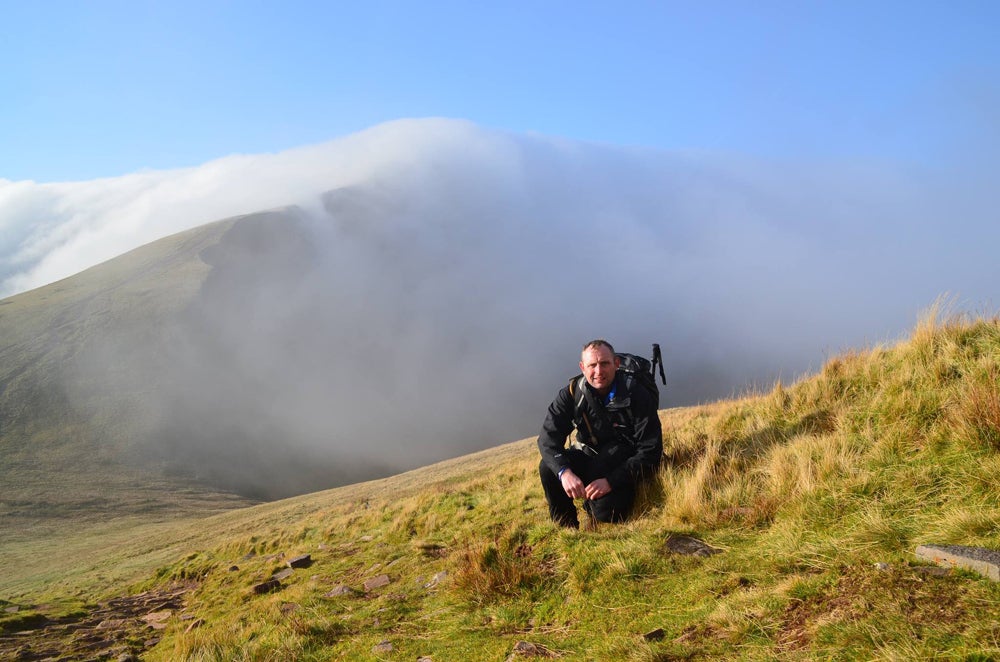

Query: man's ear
left=579, top=360, right=586, bottom=373
left=613, top=356, right=621, bottom=369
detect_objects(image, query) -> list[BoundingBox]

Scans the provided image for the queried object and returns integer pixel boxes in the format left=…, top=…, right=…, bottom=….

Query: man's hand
left=559, top=468, right=586, bottom=499
left=584, top=478, right=612, bottom=500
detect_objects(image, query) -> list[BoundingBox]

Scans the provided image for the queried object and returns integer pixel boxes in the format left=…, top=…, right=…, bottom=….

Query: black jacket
left=537, top=373, right=663, bottom=491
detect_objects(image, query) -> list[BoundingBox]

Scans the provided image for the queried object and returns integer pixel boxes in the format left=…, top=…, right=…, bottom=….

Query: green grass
left=6, top=309, right=1000, bottom=660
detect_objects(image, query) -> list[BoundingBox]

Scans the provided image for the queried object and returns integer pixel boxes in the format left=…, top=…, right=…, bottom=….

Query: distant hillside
left=0, top=207, right=398, bottom=529
left=3, top=311, right=999, bottom=660
left=0, top=215, right=246, bottom=528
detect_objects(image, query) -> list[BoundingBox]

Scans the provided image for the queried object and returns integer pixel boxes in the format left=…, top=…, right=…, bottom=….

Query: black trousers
left=539, top=446, right=635, bottom=527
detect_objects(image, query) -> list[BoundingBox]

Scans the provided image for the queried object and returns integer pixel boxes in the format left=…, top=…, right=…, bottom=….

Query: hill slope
left=1, top=203, right=432, bottom=529
left=4, top=311, right=1000, bottom=660
left=0, top=215, right=254, bottom=530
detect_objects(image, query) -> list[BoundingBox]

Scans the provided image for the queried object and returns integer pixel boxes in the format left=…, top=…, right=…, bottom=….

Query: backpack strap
left=568, top=375, right=595, bottom=440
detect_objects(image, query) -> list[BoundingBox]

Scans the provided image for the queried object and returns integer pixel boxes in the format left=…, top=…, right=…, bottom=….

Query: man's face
left=580, top=345, right=620, bottom=395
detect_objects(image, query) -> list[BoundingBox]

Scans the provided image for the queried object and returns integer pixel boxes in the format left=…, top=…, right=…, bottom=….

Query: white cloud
left=3, top=118, right=999, bottom=471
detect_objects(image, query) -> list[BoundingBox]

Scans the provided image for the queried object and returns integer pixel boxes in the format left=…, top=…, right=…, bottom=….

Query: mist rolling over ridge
left=2, top=118, right=998, bottom=501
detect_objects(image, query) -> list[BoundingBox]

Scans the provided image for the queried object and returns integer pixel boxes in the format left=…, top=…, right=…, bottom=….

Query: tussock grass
left=6, top=310, right=1000, bottom=659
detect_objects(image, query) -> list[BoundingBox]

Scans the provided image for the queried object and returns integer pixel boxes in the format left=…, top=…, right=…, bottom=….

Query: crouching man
left=537, top=339, right=663, bottom=528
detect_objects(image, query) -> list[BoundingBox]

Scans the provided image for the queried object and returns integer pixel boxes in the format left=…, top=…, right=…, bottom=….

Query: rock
left=916, top=544, right=1000, bottom=581
left=252, top=579, right=281, bottom=594
left=874, top=562, right=891, bottom=571
left=272, top=568, right=294, bottom=581
left=507, top=640, right=556, bottom=659
left=3, top=606, right=19, bottom=614
left=664, top=534, right=722, bottom=557
left=228, top=565, right=239, bottom=572
left=117, top=653, right=141, bottom=662
left=643, top=627, right=665, bottom=641
left=423, top=571, right=448, bottom=588
left=417, top=657, right=433, bottom=662
left=141, top=610, right=172, bottom=630
left=364, top=574, right=391, bottom=592
left=373, top=640, right=393, bottom=653
left=323, top=584, right=355, bottom=597
left=184, top=618, right=205, bottom=633
left=415, top=541, right=447, bottom=557
left=97, top=618, right=128, bottom=629
left=279, top=603, right=299, bottom=616
left=288, top=554, right=312, bottom=569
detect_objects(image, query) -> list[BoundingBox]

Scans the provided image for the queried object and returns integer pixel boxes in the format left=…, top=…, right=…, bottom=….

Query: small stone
left=288, top=554, right=312, bottom=569
left=364, top=574, right=391, bottom=591
left=373, top=640, right=393, bottom=653
left=272, top=568, right=294, bottom=581
left=415, top=541, right=447, bottom=557
left=424, top=571, right=448, bottom=588
left=508, top=640, right=556, bottom=658
left=184, top=618, right=205, bottom=633
left=142, top=610, right=172, bottom=630
left=252, top=579, right=281, bottom=594
left=643, top=627, right=665, bottom=641
left=664, top=534, right=722, bottom=557
left=97, top=618, right=128, bottom=629
left=323, top=584, right=355, bottom=597
left=3, top=605, right=19, bottom=613
left=228, top=565, right=239, bottom=572
left=874, top=562, right=891, bottom=571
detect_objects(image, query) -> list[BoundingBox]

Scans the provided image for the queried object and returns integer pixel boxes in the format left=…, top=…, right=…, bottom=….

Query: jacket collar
left=586, top=373, right=630, bottom=409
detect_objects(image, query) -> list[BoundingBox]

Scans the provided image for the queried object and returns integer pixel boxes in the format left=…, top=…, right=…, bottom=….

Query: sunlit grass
left=6, top=309, right=1000, bottom=659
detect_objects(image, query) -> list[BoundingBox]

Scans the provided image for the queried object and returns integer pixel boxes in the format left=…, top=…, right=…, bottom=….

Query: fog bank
left=4, top=119, right=998, bottom=497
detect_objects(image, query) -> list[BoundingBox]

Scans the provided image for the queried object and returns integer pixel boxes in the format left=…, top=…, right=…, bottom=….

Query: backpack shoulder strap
left=568, top=375, right=595, bottom=440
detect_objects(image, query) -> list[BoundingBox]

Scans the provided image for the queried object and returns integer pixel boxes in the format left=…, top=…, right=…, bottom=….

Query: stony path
left=0, top=583, right=194, bottom=661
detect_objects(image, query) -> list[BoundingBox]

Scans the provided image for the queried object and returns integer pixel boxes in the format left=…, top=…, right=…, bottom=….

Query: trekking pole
left=652, top=343, right=666, bottom=386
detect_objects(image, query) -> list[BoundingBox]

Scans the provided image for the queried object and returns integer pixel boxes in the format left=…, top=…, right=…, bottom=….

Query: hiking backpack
left=614, top=344, right=666, bottom=409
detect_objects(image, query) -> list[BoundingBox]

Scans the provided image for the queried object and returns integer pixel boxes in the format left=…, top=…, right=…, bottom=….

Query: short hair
left=582, top=339, right=615, bottom=355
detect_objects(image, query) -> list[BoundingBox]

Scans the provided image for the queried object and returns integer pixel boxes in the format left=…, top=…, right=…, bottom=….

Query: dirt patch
left=0, top=582, right=195, bottom=661
left=776, top=564, right=966, bottom=653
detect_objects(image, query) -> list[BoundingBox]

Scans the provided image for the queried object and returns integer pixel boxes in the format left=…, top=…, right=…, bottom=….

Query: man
left=537, top=339, right=663, bottom=528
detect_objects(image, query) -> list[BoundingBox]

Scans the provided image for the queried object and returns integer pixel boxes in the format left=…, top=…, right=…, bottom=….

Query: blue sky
left=3, top=1, right=998, bottom=183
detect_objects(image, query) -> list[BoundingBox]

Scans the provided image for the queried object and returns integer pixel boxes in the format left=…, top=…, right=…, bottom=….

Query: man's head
left=580, top=339, right=620, bottom=395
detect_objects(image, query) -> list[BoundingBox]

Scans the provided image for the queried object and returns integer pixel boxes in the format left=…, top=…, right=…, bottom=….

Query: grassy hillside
left=0, top=216, right=261, bottom=530
left=0, top=207, right=378, bottom=532
left=4, top=309, right=1000, bottom=660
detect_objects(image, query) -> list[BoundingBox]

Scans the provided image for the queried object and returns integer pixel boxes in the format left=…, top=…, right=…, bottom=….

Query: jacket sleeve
left=606, top=385, right=663, bottom=490
left=537, top=385, right=576, bottom=477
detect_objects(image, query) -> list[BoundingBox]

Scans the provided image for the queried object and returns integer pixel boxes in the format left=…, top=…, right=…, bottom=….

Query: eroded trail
left=0, top=583, right=194, bottom=661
